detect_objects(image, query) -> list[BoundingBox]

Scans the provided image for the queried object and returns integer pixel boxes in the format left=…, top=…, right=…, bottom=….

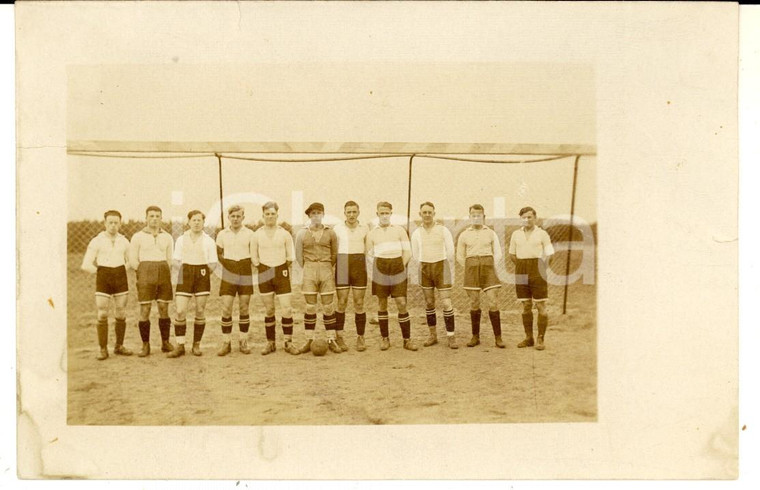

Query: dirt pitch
left=67, top=253, right=596, bottom=425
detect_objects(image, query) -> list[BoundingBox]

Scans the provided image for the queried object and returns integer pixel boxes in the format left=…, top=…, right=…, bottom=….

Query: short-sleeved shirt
left=173, top=231, right=218, bottom=265
left=333, top=221, right=369, bottom=255
left=365, top=224, right=410, bottom=259
left=216, top=226, right=254, bottom=261
left=82, top=231, right=130, bottom=269
left=508, top=227, right=555, bottom=259
left=411, top=224, right=455, bottom=264
left=129, top=228, right=173, bottom=268
left=252, top=226, right=295, bottom=267
left=455, top=226, right=502, bottom=265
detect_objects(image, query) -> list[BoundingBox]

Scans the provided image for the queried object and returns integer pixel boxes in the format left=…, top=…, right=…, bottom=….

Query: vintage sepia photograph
left=16, top=1, right=742, bottom=481
left=66, top=63, right=597, bottom=426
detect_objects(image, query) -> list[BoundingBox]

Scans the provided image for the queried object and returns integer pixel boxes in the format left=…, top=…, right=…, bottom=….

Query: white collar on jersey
left=466, top=224, right=491, bottom=231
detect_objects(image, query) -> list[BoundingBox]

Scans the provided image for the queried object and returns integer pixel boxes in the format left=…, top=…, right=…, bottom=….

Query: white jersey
left=216, top=226, right=255, bottom=261
left=173, top=231, right=218, bottom=265
left=411, top=224, right=455, bottom=264
left=82, top=231, right=130, bottom=268
left=508, top=226, right=554, bottom=259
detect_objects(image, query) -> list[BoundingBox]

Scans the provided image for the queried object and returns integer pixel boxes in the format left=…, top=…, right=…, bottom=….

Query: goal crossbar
left=67, top=140, right=596, bottom=156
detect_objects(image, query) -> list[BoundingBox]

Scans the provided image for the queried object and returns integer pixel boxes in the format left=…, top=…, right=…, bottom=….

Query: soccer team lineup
left=82, top=199, right=556, bottom=360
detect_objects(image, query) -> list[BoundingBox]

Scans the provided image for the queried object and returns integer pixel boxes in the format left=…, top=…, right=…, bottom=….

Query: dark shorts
left=175, top=264, right=211, bottom=296
left=515, top=258, right=548, bottom=301
left=219, top=258, right=254, bottom=296
left=258, top=263, right=292, bottom=296
left=371, top=257, right=407, bottom=299
left=335, top=253, right=368, bottom=289
left=136, top=261, right=173, bottom=304
left=463, top=256, right=501, bottom=291
left=419, top=260, right=453, bottom=291
left=95, top=265, right=129, bottom=297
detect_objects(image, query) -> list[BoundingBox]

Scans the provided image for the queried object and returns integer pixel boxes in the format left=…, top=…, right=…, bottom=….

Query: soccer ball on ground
left=311, top=339, right=328, bottom=356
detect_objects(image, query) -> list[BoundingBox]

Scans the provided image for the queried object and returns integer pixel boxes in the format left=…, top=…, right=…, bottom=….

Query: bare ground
left=68, top=303, right=595, bottom=425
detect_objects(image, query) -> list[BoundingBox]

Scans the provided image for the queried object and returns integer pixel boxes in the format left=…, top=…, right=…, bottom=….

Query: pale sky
left=68, top=63, right=595, bottom=146
left=67, top=62, right=595, bottom=225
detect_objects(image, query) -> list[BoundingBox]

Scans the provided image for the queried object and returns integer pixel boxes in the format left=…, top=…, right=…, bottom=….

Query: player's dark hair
left=420, top=201, right=435, bottom=210
left=145, top=205, right=162, bottom=216
left=376, top=201, right=393, bottom=211
left=469, top=204, right=485, bottom=214
left=519, top=206, right=536, bottom=218
left=344, top=200, right=359, bottom=210
left=103, top=210, right=122, bottom=220
left=187, top=209, right=205, bottom=221
left=227, top=204, right=244, bottom=215
left=262, top=201, right=279, bottom=213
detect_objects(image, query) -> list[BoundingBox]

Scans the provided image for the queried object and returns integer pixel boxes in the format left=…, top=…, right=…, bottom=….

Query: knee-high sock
left=489, top=310, right=501, bottom=336
left=378, top=311, right=389, bottom=338
left=115, top=318, right=127, bottom=346
left=239, top=314, right=250, bottom=333
left=282, top=316, right=293, bottom=342
left=399, top=312, right=411, bottom=339
left=355, top=312, right=366, bottom=336
left=443, top=309, right=455, bottom=335
left=193, top=318, right=206, bottom=343
left=221, top=316, right=233, bottom=334
left=264, top=316, right=276, bottom=341
left=425, top=308, right=437, bottom=327
left=304, top=313, right=316, bottom=340
left=324, top=313, right=336, bottom=339
left=470, top=309, right=481, bottom=336
left=522, top=312, right=534, bottom=338
left=158, top=317, right=171, bottom=342
left=138, top=320, right=150, bottom=342
left=538, top=314, right=548, bottom=338
left=335, top=311, right=345, bottom=332
left=173, top=319, right=187, bottom=345
left=96, top=319, right=108, bottom=348
left=221, top=316, right=233, bottom=342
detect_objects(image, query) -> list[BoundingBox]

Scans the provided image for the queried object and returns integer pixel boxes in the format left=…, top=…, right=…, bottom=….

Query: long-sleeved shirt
left=411, top=224, right=455, bottom=264
left=365, top=224, right=411, bottom=262
left=508, top=226, right=555, bottom=259
left=295, top=225, right=338, bottom=266
left=81, top=231, right=130, bottom=271
left=173, top=231, right=218, bottom=265
left=455, top=225, right=502, bottom=266
left=216, top=226, right=254, bottom=261
left=333, top=221, right=369, bottom=255
left=251, top=225, right=295, bottom=267
left=129, top=227, right=173, bottom=269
